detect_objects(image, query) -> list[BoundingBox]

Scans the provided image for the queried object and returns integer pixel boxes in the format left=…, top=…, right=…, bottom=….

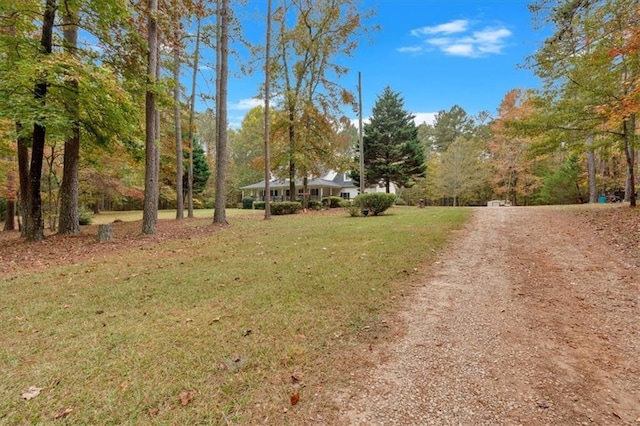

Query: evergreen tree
left=184, top=142, right=211, bottom=196
left=352, top=87, right=425, bottom=192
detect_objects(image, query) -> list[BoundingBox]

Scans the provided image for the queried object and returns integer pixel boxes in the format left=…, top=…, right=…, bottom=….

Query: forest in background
left=1, top=0, right=638, bottom=240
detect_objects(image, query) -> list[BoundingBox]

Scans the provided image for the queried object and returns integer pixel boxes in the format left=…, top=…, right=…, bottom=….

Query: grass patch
left=1, top=206, right=470, bottom=424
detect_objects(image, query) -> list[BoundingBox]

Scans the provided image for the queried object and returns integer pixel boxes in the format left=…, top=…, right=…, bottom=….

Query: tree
left=264, top=0, right=273, bottom=220
left=528, top=0, right=640, bottom=207
left=435, top=136, right=489, bottom=206
left=489, top=89, right=542, bottom=205
left=142, top=0, right=160, bottom=234
left=183, top=141, right=211, bottom=196
left=271, top=0, right=377, bottom=202
left=423, top=105, right=475, bottom=153
left=352, top=86, right=425, bottom=192
left=25, top=0, right=56, bottom=241
left=58, top=2, right=81, bottom=235
left=213, top=0, right=229, bottom=224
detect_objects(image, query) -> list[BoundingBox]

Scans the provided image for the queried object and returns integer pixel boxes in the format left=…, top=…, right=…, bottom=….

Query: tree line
left=1, top=0, right=638, bottom=242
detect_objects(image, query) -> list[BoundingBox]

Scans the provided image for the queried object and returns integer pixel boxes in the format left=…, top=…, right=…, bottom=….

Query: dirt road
left=339, top=206, right=640, bottom=425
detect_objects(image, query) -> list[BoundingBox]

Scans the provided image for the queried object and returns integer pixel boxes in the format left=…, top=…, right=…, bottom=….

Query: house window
left=270, top=189, right=278, bottom=197
left=343, top=173, right=351, bottom=181
left=310, top=188, right=319, bottom=196
left=340, top=192, right=350, bottom=199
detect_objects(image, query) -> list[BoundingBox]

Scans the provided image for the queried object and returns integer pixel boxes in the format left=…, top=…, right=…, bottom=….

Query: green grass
left=90, top=208, right=257, bottom=224
left=1, top=206, right=470, bottom=425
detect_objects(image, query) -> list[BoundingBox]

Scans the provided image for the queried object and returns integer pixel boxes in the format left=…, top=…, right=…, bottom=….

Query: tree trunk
left=4, top=199, right=16, bottom=231
left=97, top=224, right=113, bottom=241
left=17, top=123, right=29, bottom=236
left=288, top=107, right=296, bottom=201
left=187, top=16, right=201, bottom=219
left=263, top=0, right=272, bottom=220
left=623, top=114, right=636, bottom=207
left=213, top=0, right=229, bottom=225
left=142, top=0, right=159, bottom=234
left=58, top=9, right=81, bottom=235
left=174, top=33, right=184, bottom=219
left=587, top=147, right=597, bottom=203
left=26, top=0, right=56, bottom=241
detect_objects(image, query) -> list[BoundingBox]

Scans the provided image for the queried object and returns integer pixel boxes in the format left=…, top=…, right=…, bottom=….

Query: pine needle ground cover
left=1, top=207, right=469, bottom=424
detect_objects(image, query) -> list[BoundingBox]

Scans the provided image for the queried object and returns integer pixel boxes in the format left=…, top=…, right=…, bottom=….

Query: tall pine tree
left=353, top=87, right=425, bottom=192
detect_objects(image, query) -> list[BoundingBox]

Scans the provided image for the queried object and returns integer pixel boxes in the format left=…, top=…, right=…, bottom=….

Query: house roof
left=241, top=177, right=344, bottom=190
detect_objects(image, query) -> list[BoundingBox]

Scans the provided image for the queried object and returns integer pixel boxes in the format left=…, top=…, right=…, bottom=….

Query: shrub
left=308, top=200, right=322, bottom=210
left=344, top=204, right=361, bottom=217
left=271, top=201, right=302, bottom=215
left=253, top=201, right=266, bottom=210
left=242, top=197, right=254, bottom=209
left=322, top=196, right=344, bottom=208
left=78, top=205, right=93, bottom=225
left=354, top=193, right=397, bottom=216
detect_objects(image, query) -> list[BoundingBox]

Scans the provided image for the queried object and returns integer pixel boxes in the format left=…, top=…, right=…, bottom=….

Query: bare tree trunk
left=17, top=123, right=29, bottom=236
left=213, top=0, right=229, bottom=224
left=4, top=158, right=16, bottom=231
left=187, top=16, right=201, bottom=219
left=288, top=109, right=296, bottom=201
left=26, top=0, right=56, bottom=241
left=623, top=114, right=636, bottom=207
left=587, top=149, right=597, bottom=203
left=174, top=32, right=184, bottom=219
left=263, top=0, right=272, bottom=220
left=142, top=0, right=159, bottom=234
left=59, top=7, right=81, bottom=235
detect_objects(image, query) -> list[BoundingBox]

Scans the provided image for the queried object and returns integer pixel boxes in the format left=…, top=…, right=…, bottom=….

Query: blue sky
left=193, top=0, right=547, bottom=128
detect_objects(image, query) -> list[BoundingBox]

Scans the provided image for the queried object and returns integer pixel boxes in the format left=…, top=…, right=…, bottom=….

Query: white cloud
left=230, top=97, right=263, bottom=110
left=349, top=112, right=436, bottom=129
left=410, top=19, right=469, bottom=36
left=397, top=46, right=423, bottom=54
left=402, top=20, right=512, bottom=58
left=413, top=112, right=437, bottom=126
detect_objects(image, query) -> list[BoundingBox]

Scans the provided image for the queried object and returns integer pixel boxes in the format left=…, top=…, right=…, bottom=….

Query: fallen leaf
left=243, top=329, right=252, bottom=337
left=179, top=390, right=195, bottom=406
left=22, top=386, right=42, bottom=400
left=119, top=382, right=129, bottom=392
left=290, top=392, right=300, bottom=406
left=148, top=408, right=159, bottom=417
left=54, top=408, right=73, bottom=419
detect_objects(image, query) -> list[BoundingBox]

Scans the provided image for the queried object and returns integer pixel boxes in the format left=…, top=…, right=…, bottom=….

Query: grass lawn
left=1, top=206, right=470, bottom=424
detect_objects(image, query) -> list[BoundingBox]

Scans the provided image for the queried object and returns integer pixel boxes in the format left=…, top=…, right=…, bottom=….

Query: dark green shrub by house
left=322, top=196, right=343, bottom=208
left=253, top=201, right=266, bottom=210
left=308, top=200, right=322, bottom=210
left=271, top=201, right=302, bottom=215
left=242, top=197, right=254, bottom=209
left=354, top=193, right=396, bottom=216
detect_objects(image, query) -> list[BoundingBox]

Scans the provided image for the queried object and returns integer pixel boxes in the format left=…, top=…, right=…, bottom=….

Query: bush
left=79, top=205, right=93, bottom=225
left=308, top=200, right=322, bottom=210
left=253, top=201, right=266, bottom=210
left=242, top=197, right=254, bottom=209
left=344, top=204, right=361, bottom=217
left=322, top=196, right=344, bottom=208
left=354, top=193, right=397, bottom=216
left=271, top=201, right=302, bottom=215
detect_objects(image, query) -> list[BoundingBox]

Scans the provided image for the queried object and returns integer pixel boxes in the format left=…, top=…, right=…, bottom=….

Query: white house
left=240, top=171, right=396, bottom=202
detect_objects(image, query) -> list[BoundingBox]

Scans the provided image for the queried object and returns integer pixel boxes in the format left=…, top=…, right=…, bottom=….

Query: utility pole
left=358, top=71, right=364, bottom=194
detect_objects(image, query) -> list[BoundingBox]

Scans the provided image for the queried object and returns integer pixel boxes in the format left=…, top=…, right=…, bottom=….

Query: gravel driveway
left=338, top=206, right=640, bottom=425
